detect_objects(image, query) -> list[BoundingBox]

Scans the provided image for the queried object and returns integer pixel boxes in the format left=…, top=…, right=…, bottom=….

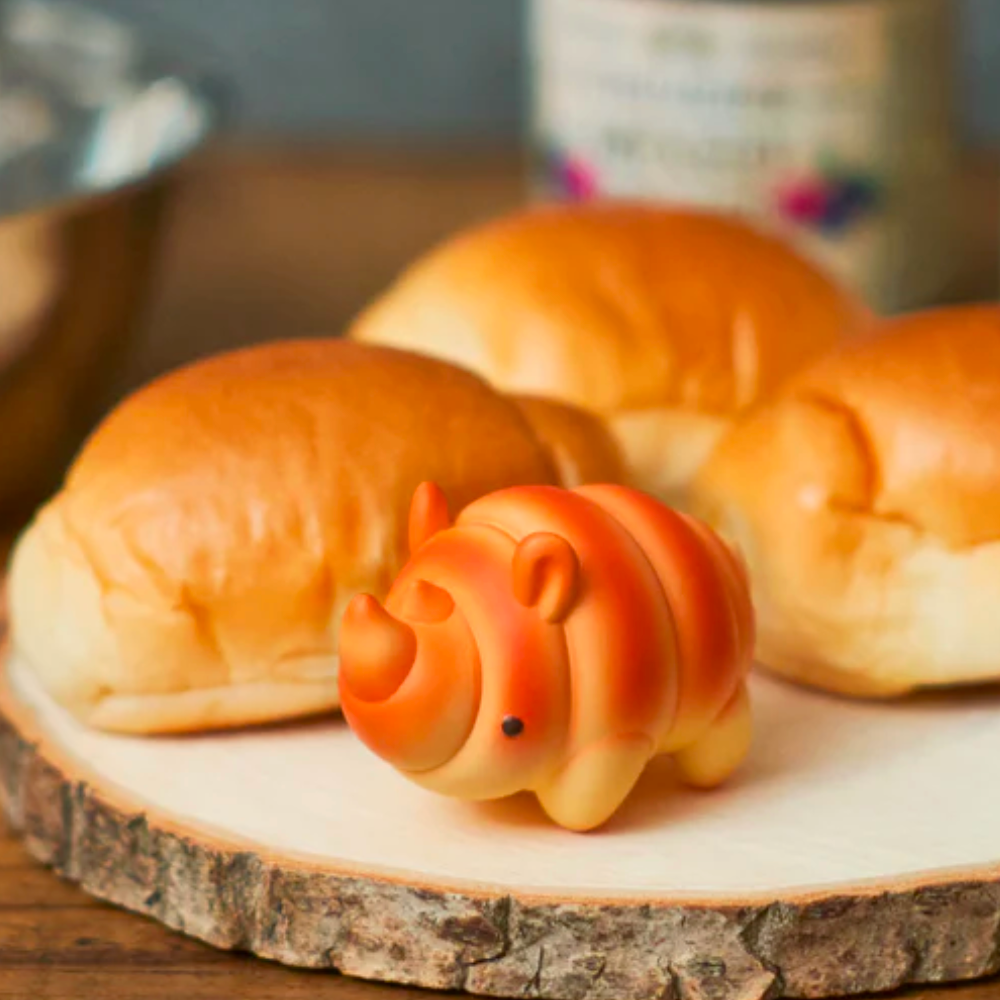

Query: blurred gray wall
left=93, top=0, right=999, bottom=144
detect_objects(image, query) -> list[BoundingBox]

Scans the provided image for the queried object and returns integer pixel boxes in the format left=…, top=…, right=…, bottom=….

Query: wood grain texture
left=0, top=819, right=433, bottom=1000
left=2, top=824, right=1000, bottom=1000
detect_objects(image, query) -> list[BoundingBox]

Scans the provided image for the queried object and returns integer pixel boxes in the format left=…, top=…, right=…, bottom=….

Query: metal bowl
left=0, top=0, right=222, bottom=524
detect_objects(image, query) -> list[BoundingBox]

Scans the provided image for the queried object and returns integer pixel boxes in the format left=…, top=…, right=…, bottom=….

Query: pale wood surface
left=2, top=145, right=1000, bottom=998
left=9, top=646, right=1000, bottom=999
left=11, top=656, right=1000, bottom=897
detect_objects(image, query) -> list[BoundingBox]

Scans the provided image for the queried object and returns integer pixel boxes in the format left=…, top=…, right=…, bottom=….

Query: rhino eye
left=501, top=715, right=524, bottom=738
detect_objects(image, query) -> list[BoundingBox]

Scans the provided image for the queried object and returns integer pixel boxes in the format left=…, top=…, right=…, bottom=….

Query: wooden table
left=118, top=144, right=531, bottom=390
left=3, top=145, right=1000, bottom=999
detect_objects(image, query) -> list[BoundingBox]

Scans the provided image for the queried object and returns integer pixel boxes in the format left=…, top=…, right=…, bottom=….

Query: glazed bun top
left=351, top=202, right=871, bottom=418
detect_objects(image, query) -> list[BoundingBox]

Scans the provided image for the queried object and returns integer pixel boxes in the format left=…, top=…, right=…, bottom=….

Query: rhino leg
left=535, top=733, right=654, bottom=832
left=673, top=681, right=752, bottom=789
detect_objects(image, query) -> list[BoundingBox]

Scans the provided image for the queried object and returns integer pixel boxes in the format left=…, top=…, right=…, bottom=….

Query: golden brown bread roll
left=692, top=304, right=1000, bottom=697
left=7, top=340, right=559, bottom=733
left=511, top=394, right=626, bottom=487
left=350, top=202, right=871, bottom=507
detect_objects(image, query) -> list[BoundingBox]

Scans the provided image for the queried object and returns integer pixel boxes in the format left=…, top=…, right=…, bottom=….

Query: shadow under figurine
left=339, top=481, right=755, bottom=832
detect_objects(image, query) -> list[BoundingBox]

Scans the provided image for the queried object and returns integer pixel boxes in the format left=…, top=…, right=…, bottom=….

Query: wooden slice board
left=4, top=639, right=1000, bottom=1000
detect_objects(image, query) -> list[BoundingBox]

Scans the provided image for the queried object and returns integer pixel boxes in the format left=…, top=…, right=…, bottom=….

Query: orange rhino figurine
left=339, top=482, right=755, bottom=832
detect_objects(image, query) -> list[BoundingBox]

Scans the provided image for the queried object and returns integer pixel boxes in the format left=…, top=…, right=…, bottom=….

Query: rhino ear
left=409, top=482, right=451, bottom=555
left=512, top=532, right=579, bottom=624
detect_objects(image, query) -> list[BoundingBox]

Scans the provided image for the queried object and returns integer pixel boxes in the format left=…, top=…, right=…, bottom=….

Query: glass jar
left=528, top=0, right=959, bottom=314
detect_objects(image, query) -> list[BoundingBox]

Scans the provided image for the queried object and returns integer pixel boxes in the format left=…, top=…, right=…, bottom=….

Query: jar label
left=530, top=0, right=958, bottom=312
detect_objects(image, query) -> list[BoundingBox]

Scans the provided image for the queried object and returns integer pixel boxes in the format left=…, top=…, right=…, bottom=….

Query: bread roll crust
left=693, top=305, right=1000, bottom=696
left=8, top=340, right=558, bottom=732
left=351, top=203, right=869, bottom=501
left=511, top=395, right=626, bottom=488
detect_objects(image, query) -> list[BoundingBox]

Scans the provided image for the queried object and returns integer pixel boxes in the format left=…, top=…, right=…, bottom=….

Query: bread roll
left=692, top=304, right=1000, bottom=697
left=350, top=203, right=870, bottom=507
left=7, top=340, right=558, bottom=733
left=511, top=395, right=626, bottom=487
